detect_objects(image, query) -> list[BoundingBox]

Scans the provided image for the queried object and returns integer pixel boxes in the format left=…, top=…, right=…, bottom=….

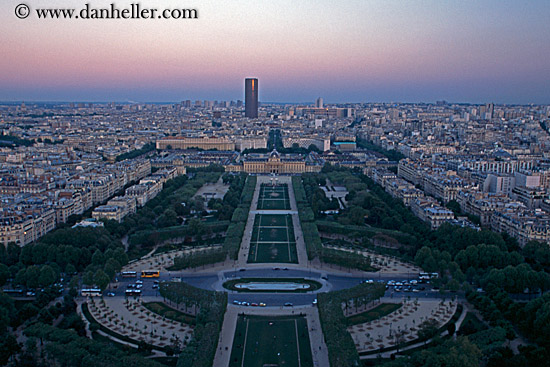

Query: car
left=259, top=302, right=266, bottom=307
left=395, top=282, right=403, bottom=286
left=136, top=280, right=143, bottom=284
left=284, top=302, right=293, bottom=307
left=387, top=280, right=396, bottom=285
left=394, top=287, right=401, bottom=292
left=152, top=284, right=159, bottom=289
left=238, top=268, right=246, bottom=272
left=282, top=267, right=289, bottom=271
left=418, top=286, right=426, bottom=291
left=412, top=288, right=420, bottom=293
left=312, top=299, right=318, bottom=305
left=241, top=302, right=250, bottom=306
left=233, top=300, right=241, bottom=305
left=136, top=284, right=143, bottom=289
left=251, top=303, right=258, bottom=307
left=321, top=275, right=328, bottom=280
left=364, top=279, right=374, bottom=284
left=153, top=280, right=160, bottom=284
left=107, top=292, right=115, bottom=297
left=410, top=280, right=418, bottom=285
left=272, top=267, right=280, bottom=270
left=127, top=284, right=135, bottom=289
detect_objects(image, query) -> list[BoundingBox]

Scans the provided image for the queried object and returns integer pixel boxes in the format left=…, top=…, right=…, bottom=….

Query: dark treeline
left=160, top=282, right=227, bottom=367
left=318, top=283, right=386, bottom=366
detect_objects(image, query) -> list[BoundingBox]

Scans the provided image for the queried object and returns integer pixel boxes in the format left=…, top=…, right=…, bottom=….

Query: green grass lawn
left=258, top=214, right=291, bottom=227
left=256, top=227, right=291, bottom=242
left=257, top=184, right=291, bottom=210
left=248, top=242, right=298, bottom=263
left=347, top=303, right=402, bottom=325
left=229, top=315, right=313, bottom=367
left=248, top=214, right=298, bottom=263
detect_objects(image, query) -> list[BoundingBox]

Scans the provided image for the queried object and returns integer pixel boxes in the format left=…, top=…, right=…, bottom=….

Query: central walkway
left=214, top=175, right=329, bottom=367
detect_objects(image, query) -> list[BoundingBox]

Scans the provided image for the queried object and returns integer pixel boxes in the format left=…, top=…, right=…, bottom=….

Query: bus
left=141, top=270, right=160, bottom=278
left=121, top=271, right=137, bottom=278
left=81, top=288, right=102, bottom=297
left=3, top=289, right=24, bottom=297
left=125, top=289, right=142, bottom=297
left=419, top=272, right=438, bottom=282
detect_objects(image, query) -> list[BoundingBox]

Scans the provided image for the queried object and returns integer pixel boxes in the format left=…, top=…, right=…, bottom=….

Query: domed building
left=226, top=149, right=321, bottom=174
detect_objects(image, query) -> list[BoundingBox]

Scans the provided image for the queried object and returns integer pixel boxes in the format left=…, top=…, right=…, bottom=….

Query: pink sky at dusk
left=1, top=0, right=549, bottom=103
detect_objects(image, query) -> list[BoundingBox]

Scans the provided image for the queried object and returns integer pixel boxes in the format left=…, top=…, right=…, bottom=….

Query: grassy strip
left=223, top=277, right=322, bottom=293
left=347, top=303, right=402, bottom=325
left=143, top=302, right=196, bottom=325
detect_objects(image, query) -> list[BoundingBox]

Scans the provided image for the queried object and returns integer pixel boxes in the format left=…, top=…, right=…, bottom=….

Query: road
left=108, top=268, right=446, bottom=307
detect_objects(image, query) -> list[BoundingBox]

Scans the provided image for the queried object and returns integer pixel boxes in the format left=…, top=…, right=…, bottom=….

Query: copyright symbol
left=15, top=4, right=30, bottom=19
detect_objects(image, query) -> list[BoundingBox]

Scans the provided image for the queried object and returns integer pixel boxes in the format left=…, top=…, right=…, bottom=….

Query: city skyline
left=1, top=0, right=550, bottom=103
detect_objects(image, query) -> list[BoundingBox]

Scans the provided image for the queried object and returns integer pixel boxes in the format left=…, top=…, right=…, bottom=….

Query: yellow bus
left=141, top=270, right=160, bottom=278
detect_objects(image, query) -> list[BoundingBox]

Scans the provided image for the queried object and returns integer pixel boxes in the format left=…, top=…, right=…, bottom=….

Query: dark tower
left=245, top=78, right=258, bottom=118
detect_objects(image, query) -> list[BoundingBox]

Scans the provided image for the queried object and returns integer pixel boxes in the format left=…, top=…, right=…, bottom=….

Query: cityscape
left=1, top=1, right=550, bottom=367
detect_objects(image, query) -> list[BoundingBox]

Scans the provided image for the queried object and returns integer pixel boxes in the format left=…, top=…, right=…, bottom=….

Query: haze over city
left=1, top=0, right=550, bottom=103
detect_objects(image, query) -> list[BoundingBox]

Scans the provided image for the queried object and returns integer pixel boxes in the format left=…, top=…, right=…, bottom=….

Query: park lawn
left=229, top=315, right=313, bottom=367
left=258, top=213, right=290, bottom=227
left=257, top=184, right=291, bottom=210
left=257, top=198, right=291, bottom=210
left=347, top=303, right=402, bottom=325
left=257, top=227, right=291, bottom=242
left=248, top=242, right=298, bottom=263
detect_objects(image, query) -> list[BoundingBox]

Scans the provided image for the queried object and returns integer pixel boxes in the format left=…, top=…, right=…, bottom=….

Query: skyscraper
left=245, top=78, right=258, bottom=118
left=315, top=97, right=323, bottom=108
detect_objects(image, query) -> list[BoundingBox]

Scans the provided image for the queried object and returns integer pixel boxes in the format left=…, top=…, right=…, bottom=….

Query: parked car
left=107, top=292, right=115, bottom=297
left=284, top=302, right=293, bottom=307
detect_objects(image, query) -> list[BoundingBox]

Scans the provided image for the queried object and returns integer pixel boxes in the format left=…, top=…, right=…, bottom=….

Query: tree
left=25, top=266, right=40, bottom=289
left=0, top=264, right=9, bottom=287
left=38, top=265, right=57, bottom=287
left=418, top=319, right=440, bottom=342
left=91, top=249, right=105, bottom=266
left=83, top=271, right=94, bottom=286
left=93, top=270, right=110, bottom=290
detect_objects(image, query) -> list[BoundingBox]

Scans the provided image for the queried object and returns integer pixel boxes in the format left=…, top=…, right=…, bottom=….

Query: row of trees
left=318, top=282, right=385, bottom=367
left=292, top=176, right=323, bottom=259
left=223, top=175, right=256, bottom=260
left=115, top=142, right=156, bottom=162
left=170, top=249, right=226, bottom=270
left=160, top=282, right=227, bottom=367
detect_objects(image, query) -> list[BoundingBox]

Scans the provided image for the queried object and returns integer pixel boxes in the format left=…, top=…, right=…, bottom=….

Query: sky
left=1, top=0, right=550, bottom=104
